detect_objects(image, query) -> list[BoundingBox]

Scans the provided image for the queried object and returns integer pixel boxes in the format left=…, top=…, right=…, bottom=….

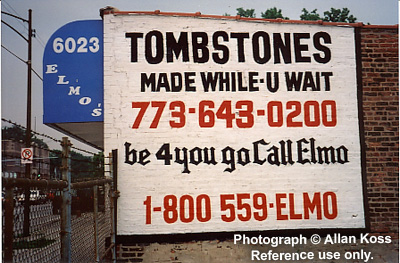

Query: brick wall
left=361, top=26, right=399, bottom=237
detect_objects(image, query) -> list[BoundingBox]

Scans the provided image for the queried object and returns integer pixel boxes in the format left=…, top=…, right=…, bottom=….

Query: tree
left=261, top=7, right=289, bottom=20
left=236, top=7, right=256, bottom=18
left=2, top=125, right=25, bottom=142
left=323, top=7, right=357, bottom=23
left=2, top=125, right=49, bottom=149
left=50, top=149, right=103, bottom=181
left=300, top=8, right=322, bottom=21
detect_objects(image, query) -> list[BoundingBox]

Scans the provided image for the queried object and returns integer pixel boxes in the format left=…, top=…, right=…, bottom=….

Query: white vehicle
left=17, top=190, right=47, bottom=204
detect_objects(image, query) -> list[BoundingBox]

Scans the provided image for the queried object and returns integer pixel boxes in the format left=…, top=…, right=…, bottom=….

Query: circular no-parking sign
left=21, top=148, right=33, bottom=164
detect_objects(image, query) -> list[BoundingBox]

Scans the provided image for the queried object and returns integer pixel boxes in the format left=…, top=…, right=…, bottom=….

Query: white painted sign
left=103, top=13, right=365, bottom=235
left=21, top=148, right=33, bottom=164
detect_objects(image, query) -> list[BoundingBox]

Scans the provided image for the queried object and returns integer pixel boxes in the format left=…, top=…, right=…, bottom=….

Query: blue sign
left=43, top=20, right=103, bottom=123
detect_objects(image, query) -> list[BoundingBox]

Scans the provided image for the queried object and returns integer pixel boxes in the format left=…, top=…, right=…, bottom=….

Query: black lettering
left=212, top=31, right=229, bottom=64
left=203, top=147, right=217, bottom=165
left=189, top=147, right=203, bottom=165
left=231, top=72, right=237, bottom=91
left=297, top=138, right=310, bottom=164
left=201, top=72, right=219, bottom=92
left=166, top=32, right=189, bottom=62
left=252, top=31, right=271, bottom=64
left=294, top=33, right=311, bottom=63
left=285, top=72, right=303, bottom=91
left=310, top=138, right=317, bottom=164
left=321, top=72, right=333, bottom=91
left=157, top=73, right=170, bottom=91
left=221, top=146, right=236, bottom=173
left=141, top=73, right=156, bottom=92
left=249, top=72, right=259, bottom=91
left=279, top=140, right=294, bottom=165
left=302, top=71, right=317, bottom=91
left=267, top=146, right=280, bottom=166
left=231, top=33, right=250, bottom=62
left=125, top=32, right=143, bottom=62
left=192, top=32, right=209, bottom=63
left=175, top=147, right=190, bottom=174
left=266, top=72, right=279, bottom=93
left=124, top=142, right=137, bottom=165
left=313, top=32, right=331, bottom=64
left=138, top=149, right=151, bottom=166
left=238, top=72, right=247, bottom=91
left=184, top=72, right=196, bottom=91
left=145, top=30, right=163, bottom=64
left=171, top=72, right=183, bottom=92
left=237, top=148, right=250, bottom=166
left=317, top=146, right=336, bottom=164
left=336, top=146, right=349, bottom=164
left=253, top=139, right=267, bottom=165
left=155, top=143, right=173, bottom=165
left=273, top=33, right=291, bottom=64
left=219, top=72, right=230, bottom=91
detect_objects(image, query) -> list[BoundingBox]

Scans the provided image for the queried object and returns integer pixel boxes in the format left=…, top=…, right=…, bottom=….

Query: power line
left=2, top=4, right=47, bottom=76
left=3, top=1, right=25, bottom=22
left=1, top=44, right=25, bottom=64
left=2, top=1, right=28, bottom=33
left=35, top=32, right=46, bottom=48
left=1, top=19, right=28, bottom=41
left=1, top=45, right=43, bottom=80
left=2, top=1, right=47, bottom=49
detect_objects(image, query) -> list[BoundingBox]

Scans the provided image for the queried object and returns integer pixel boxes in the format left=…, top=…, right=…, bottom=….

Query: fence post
left=60, top=137, right=72, bottom=263
left=4, top=186, right=14, bottom=262
left=93, top=185, right=99, bottom=262
left=111, top=150, right=118, bottom=262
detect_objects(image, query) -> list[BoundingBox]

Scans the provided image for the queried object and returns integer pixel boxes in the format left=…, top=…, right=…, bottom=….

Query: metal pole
left=93, top=185, right=99, bottom=262
left=112, top=150, right=118, bottom=236
left=27, top=9, right=32, bottom=139
left=61, top=137, right=72, bottom=263
left=110, top=151, right=117, bottom=262
left=109, top=186, right=116, bottom=262
left=4, top=187, right=14, bottom=261
left=23, top=8, right=33, bottom=237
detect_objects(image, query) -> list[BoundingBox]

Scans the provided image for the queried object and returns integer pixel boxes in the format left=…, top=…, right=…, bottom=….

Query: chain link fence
left=2, top=120, right=117, bottom=262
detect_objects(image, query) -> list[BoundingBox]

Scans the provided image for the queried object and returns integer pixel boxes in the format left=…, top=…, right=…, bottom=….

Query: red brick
left=361, top=27, right=399, bottom=236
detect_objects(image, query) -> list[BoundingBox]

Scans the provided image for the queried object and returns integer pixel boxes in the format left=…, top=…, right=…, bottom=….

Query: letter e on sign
left=21, top=148, right=33, bottom=164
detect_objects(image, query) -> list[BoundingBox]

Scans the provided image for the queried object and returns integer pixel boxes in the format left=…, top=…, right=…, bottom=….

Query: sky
left=1, top=0, right=398, bottom=152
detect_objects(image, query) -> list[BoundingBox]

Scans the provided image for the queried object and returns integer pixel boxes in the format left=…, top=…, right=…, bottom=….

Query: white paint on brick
left=103, top=13, right=365, bottom=235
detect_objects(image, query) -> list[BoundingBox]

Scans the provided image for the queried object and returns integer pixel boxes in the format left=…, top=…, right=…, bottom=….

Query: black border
left=115, top=27, right=370, bottom=244
left=355, top=27, right=371, bottom=233
left=116, top=228, right=371, bottom=244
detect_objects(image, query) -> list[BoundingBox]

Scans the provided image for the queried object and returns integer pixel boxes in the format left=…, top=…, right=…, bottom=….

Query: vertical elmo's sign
left=103, top=12, right=366, bottom=236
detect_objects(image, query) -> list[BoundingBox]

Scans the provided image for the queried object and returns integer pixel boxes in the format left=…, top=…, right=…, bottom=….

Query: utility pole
left=61, top=137, right=72, bottom=263
left=23, top=8, right=33, bottom=237
left=2, top=7, right=35, bottom=241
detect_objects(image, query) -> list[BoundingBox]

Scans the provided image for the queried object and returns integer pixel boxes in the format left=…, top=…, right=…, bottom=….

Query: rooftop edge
left=99, top=8, right=398, bottom=29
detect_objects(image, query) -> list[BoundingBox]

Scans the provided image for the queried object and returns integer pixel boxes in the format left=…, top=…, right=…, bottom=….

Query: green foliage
left=50, top=149, right=104, bottom=181
left=261, top=7, right=289, bottom=20
left=2, top=125, right=25, bottom=142
left=2, top=125, right=48, bottom=149
left=300, top=8, right=322, bottom=21
left=231, top=6, right=357, bottom=23
left=323, top=7, right=357, bottom=23
left=236, top=7, right=256, bottom=18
